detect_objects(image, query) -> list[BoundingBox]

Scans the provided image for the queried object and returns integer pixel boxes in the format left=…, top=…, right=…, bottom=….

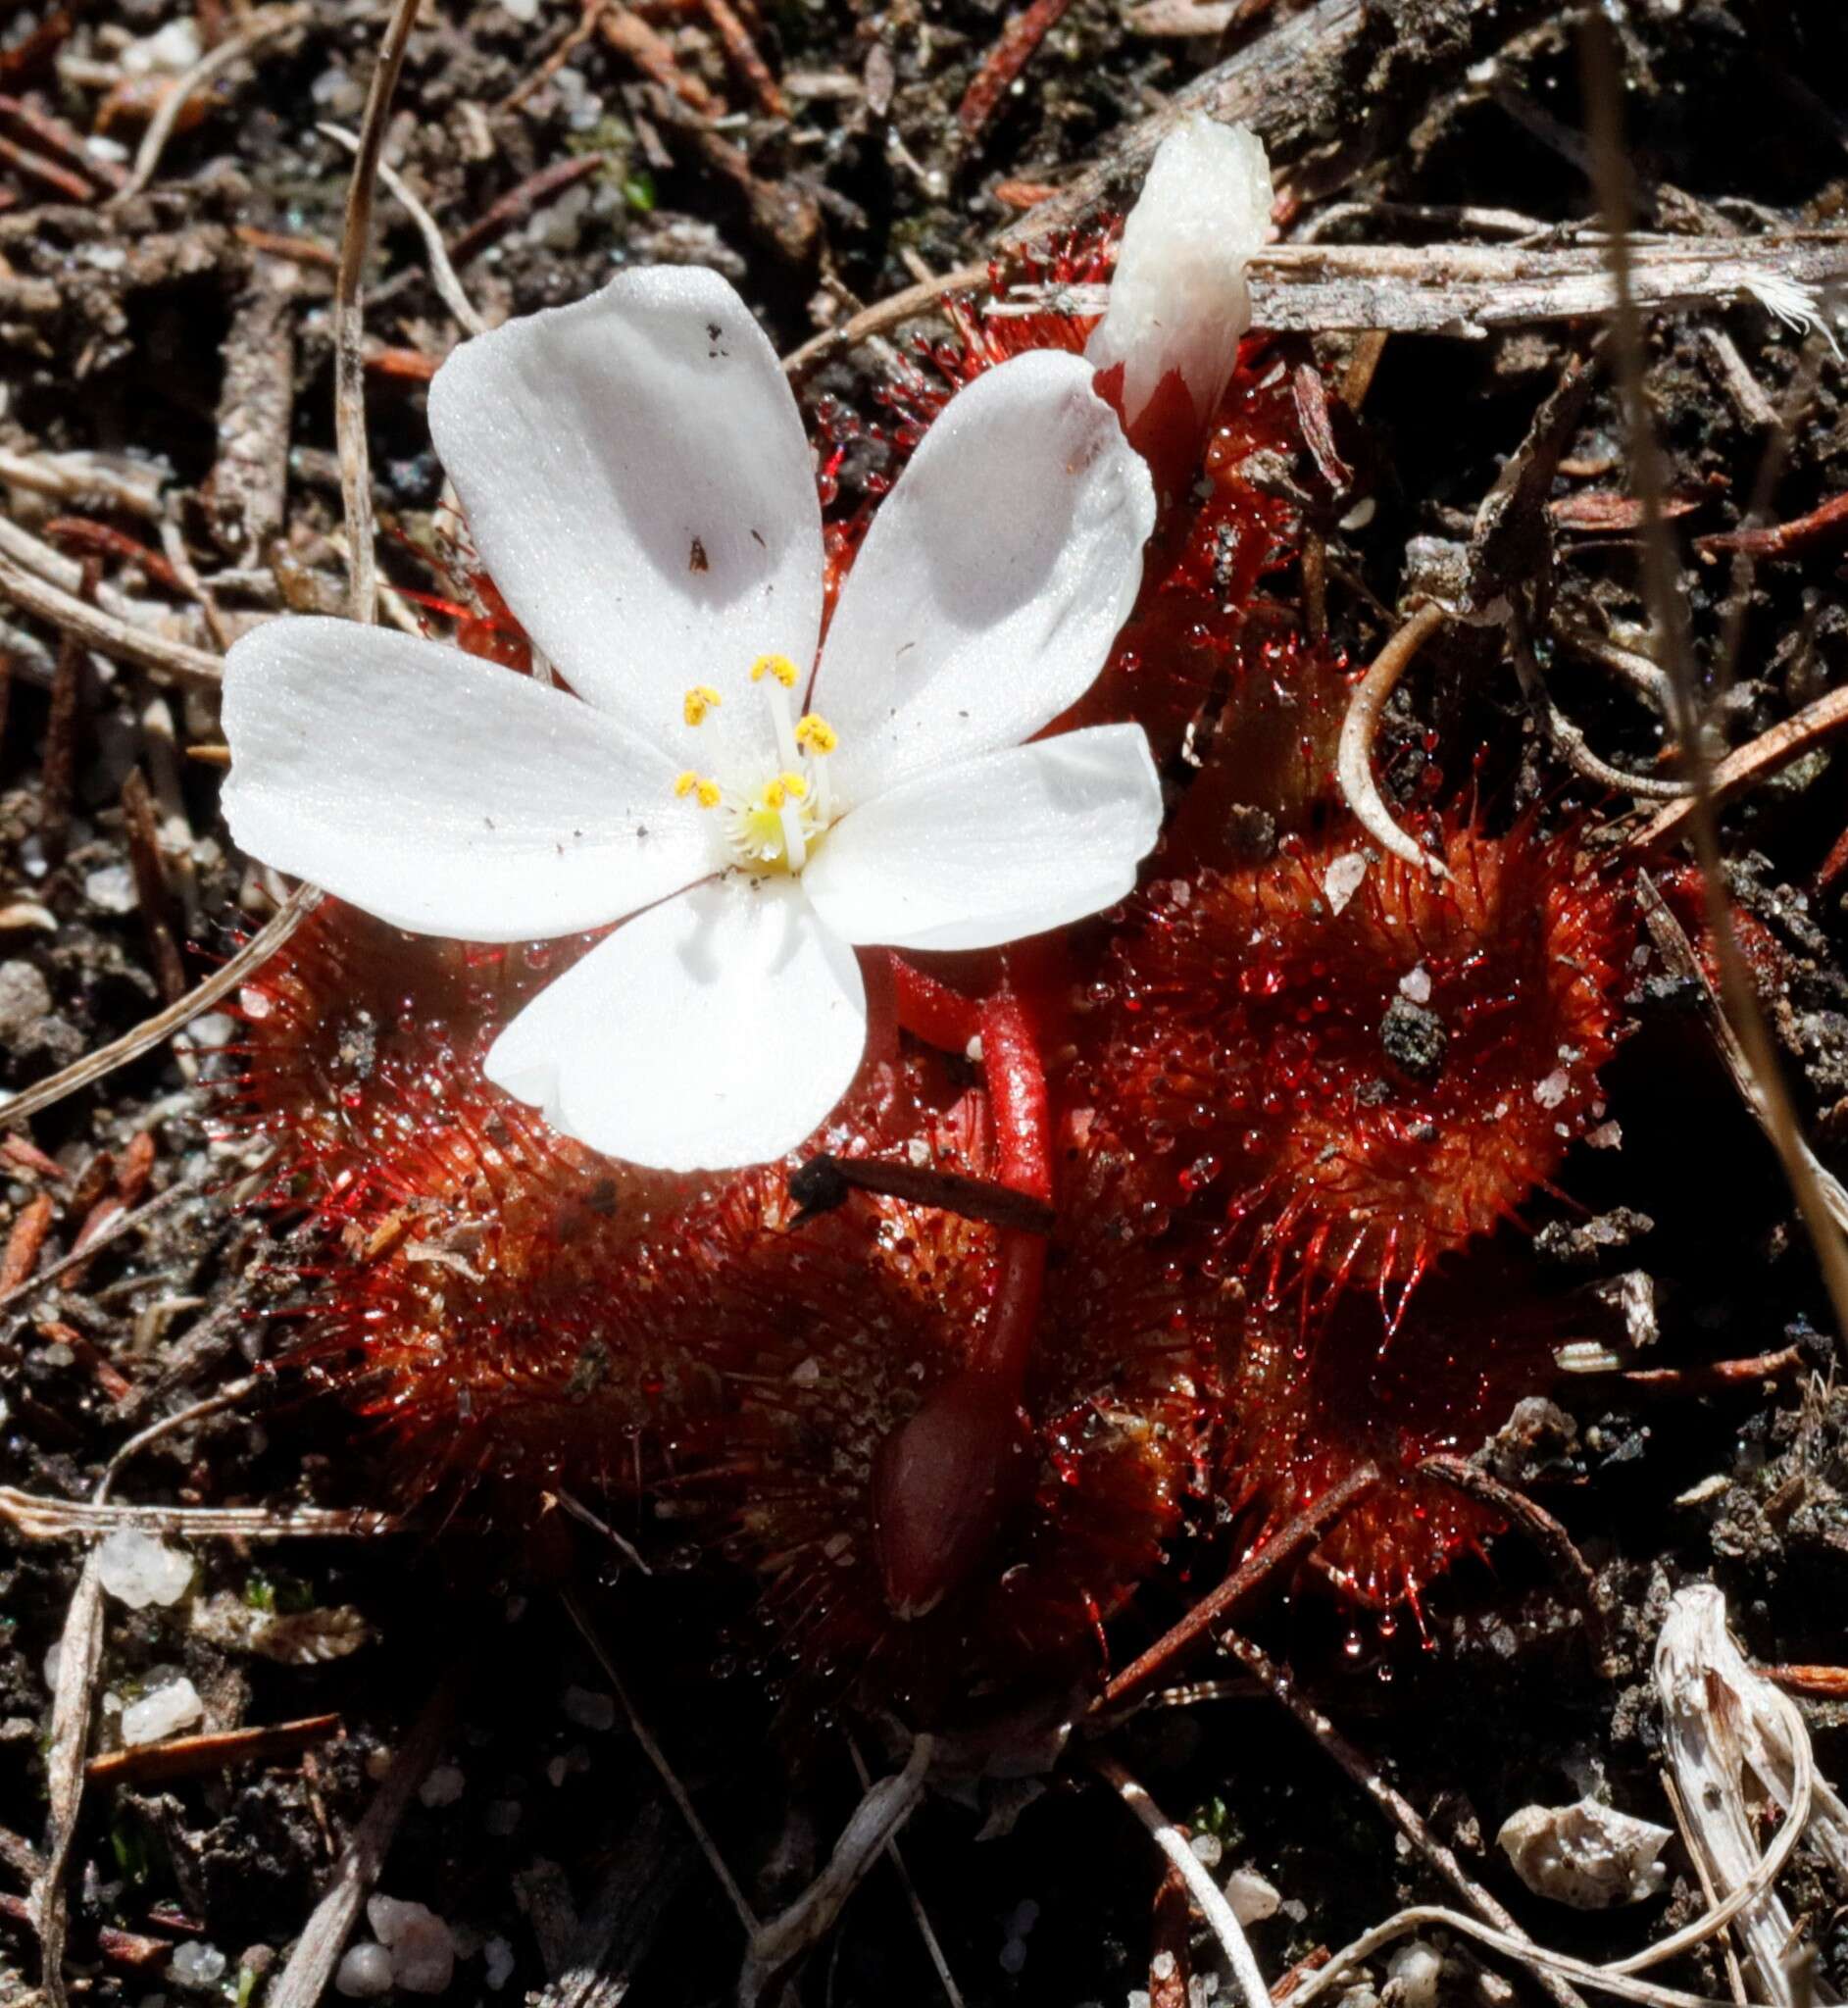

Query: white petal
left=802, top=724, right=1163, bottom=954
left=483, top=878, right=867, bottom=1173
left=427, top=266, right=823, bottom=764
left=811, top=351, right=1155, bottom=805
left=1084, top=117, right=1273, bottom=433
left=222, top=617, right=715, bottom=942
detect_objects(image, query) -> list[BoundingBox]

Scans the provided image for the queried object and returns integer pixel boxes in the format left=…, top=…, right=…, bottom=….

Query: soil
left=4, top=2, right=1848, bottom=2006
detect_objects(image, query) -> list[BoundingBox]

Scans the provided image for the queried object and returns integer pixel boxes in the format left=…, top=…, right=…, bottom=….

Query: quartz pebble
left=1497, top=1797, right=1673, bottom=1908
left=1385, top=1940, right=1442, bottom=2008
left=335, top=1943, right=395, bottom=1999
left=167, top=1943, right=226, bottom=1991
left=1224, top=1867, right=1280, bottom=1926
left=562, top=1685, right=615, bottom=1732
left=367, top=1895, right=455, bottom=1993
left=123, top=1677, right=204, bottom=1747
left=97, top=1531, right=193, bottom=1610
left=482, top=1938, right=516, bottom=1991
left=419, top=1764, right=466, bottom=1808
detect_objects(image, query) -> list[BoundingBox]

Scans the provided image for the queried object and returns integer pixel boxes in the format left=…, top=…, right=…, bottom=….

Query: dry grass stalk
left=1654, top=1584, right=1848, bottom=2004
left=0, top=1487, right=397, bottom=1541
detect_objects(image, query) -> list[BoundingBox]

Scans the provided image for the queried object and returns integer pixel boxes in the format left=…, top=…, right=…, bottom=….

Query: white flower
left=1085, top=116, right=1274, bottom=439
left=222, top=267, right=1161, bottom=1173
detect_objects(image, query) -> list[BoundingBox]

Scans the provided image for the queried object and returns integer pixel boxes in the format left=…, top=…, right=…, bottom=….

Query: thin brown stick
left=1222, top=1630, right=1587, bottom=2008
left=1630, top=685, right=1848, bottom=854
left=561, top=1590, right=759, bottom=1938
left=86, top=1714, right=342, bottom=1787
left=1579, top=15, right=1848, bottom=1347
left=1418, top=1455, right=1613, bottom=1672
left=335, top=0, right=422, bottom=628
left=109, top=6, right=308, bottom=206
left=31, top=1553, right=103, bottom=2008
left=449, top=154, right=607, bottom=267
left=0, top=547, right=221, bottom=688
left=0, top=883, right=321, bottom=1136
left=1093, top=1463, right=1378, bottom=1718
left=0, top=1178, right=198, bottom=1318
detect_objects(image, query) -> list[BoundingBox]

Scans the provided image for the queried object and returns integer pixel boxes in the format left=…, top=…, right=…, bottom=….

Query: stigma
left=676, top=665, right=839, bottom=875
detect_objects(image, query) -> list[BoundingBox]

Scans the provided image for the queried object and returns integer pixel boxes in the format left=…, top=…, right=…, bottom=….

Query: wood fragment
left=0, top=130, right=96, bottom=202
left=450, top=153, right=608, bottom=267
left=1621, top=1345, right=1805, bottom=1392
left=210, top=255, right=299, bottom=561
left=86, top=1714, right=342, bottom=1788
left=32, top=1550, right=105, bottom=2008
left=1764, top=1666, right=1848, bottom=1700
left=121, top=766, right=186, bottom=1002
left=957, top=0, right=1077, bottom=145
left=1698, top=489, right=1848, bottom=559
left=698, top=0, right=786, bottom=118
left=600, top=6, right=721, bottom=115
left=0, top=546, right=222, bottom=689
left=1630, top=685, right=1848, bottom=855
left=1, top=1193, right=54, bottom=1294
left=335, top=0, right=421, bottom=629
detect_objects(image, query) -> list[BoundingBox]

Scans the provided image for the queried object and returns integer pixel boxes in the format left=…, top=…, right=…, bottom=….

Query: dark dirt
left=4, top=1, right=1848, bottom=2005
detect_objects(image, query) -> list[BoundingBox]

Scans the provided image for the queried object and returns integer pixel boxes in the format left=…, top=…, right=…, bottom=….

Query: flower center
left=674, top=655, right=840, bottom=876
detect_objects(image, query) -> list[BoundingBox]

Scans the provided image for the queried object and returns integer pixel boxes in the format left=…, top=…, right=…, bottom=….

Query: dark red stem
left=888, top=952, right=983, bottom=1052
left=975, top=983, right=1051, bottom=1382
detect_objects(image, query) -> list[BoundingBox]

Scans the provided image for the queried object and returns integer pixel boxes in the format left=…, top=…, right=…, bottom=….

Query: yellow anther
left=674, top=771, right=722, bottom=809
left=750, top=652, right=800, bottom=689
left=794, top=714, right=837, bottom=755
left=682, top=683, right=722, bottom=727
left=777, top=771, right=809, bottom=800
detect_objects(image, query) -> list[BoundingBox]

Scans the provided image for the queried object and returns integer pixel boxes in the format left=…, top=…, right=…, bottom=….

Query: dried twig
left=1335, top=602, right=1448, bottom=876
left=319, top=123, right=487, bottom=338
left=739, top=1736, right=934, bottom=2006
left=109, top=6, right=309, bottom=207
left=1222, top=1630, right=1587, bottom=2008
left=0, top=883, right=322, bottom=1136
left=561, top=1590, right=759, bottom=1938
left=0, top=1488, right=396, bottom=1542
left=1274, top=1904, right=1738, bottom=2008
left=1090, top=1751, right=1271, bottom=2008
left=845, top=1737, right=964, bottom=2008
left=1419, top=1454, right=1613, bottom=1672
left=957, top=0, right=1076, bottom=146
left=85, top=1714, right=341, bottom=1787
left=31, top=1552, right=104, bottom=2008
left=0, top=546, right=221, bottom=688
left=0, top=1173, right=203, bottom=1319
left=1093, top=1463, right=1378, bottom=1718
left=335, top=0, right=422, bottom=628
left=1631, top=684, right=1848, bottom=854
